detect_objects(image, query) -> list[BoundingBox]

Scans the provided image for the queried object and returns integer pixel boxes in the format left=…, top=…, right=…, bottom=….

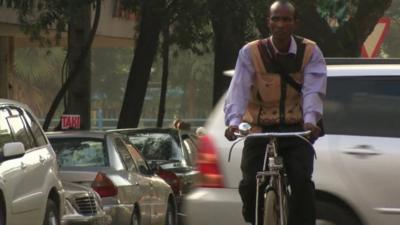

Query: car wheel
left=264, top=190, right=279, bottom=225
left=0, top=197, right=5, bottom=225
left=130, top=207, right=140, bottom=225
left=43, top=199, right=59, bottom=225
left=316, top=200, right=361, bottom=225
left=165, top=199, right=177, bottom=225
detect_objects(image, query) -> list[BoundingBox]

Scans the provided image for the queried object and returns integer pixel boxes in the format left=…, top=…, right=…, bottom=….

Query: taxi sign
left=61, top=114, right=81, bottom=129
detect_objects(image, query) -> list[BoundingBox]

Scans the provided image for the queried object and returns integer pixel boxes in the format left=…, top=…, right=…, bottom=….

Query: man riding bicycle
left=224, top=1, right=327, bottom=225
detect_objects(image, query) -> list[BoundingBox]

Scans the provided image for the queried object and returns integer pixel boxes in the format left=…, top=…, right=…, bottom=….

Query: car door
left=125, top=141, right=166, bottom=225
left=0, top=107, right=28, bottom=224
left=180, top=133, right=200, bottom=193
left=323, top=76, right=400, bottom=224
left=113, top=136, right=153, bottom=225
left=6, top=107, right=47, bottom=225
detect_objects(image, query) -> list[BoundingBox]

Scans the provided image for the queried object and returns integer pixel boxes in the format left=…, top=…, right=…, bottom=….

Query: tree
left=381, top=0, right=400, bottom=57
left=117, top=0, right=166, bottom=128
left=207, top=0, right=254, bottom=104
left=118, top=0, right=211, bottom=128
left=2, top=0, right=102, bottom=131
left=156, top=0, right=211, bottom=127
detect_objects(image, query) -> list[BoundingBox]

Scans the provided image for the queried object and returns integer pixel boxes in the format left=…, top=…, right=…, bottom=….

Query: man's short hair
left=269, top=0, right=298, bottom=19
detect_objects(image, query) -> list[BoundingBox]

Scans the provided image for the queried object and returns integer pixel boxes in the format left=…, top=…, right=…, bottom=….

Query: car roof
left=46, top=130, right=106, bottom=139
left=112, top=127, right=180, bottom=135
left=223, top=64, right=400, bottom=77
left=0, top=98, right=29, bottom=108
left=327, top=64, right=400, bottom=77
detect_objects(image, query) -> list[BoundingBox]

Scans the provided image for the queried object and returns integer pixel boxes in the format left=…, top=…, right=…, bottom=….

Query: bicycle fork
left=255, top=140, right=286, bottom=225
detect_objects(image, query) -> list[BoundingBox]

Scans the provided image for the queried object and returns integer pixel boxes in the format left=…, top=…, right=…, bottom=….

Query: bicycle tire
left=264, top=190, right=279, bottom=225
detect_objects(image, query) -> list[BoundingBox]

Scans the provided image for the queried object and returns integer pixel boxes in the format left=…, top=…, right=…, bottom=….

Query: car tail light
left=91, top=172, right=118, bottom=197
left=196, top=135, right=224, bottom=188
left=157, top=170, right=181, bottom=194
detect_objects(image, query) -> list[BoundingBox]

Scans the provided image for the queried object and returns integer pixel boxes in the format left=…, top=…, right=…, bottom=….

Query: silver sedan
left=47, top=131, right=177, bottom=225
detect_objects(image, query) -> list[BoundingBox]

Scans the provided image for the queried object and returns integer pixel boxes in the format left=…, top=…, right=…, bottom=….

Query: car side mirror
left=3, top=142, right=25, bottom=160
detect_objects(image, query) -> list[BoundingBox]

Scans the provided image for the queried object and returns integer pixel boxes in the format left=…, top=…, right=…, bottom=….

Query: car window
left=0, top=108, right=13, bottom=151
left=126, top=143, right=152, bottom=175
left=325, top=76, right=400, bottom=137
left=182, top=136, right=198, bottom=167
left=114, top=137, right=138, bottom=172
left=127, top=133, right=182, bottom=161
left=7, top=108, right=34, bottom=149
left=50, top=138, right=108, bottom=167
left=23, top=110, right=47, bottom=147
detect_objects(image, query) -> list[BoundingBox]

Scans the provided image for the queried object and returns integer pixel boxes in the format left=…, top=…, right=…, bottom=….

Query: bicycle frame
left=229, top=123, right=312, bottom=225
left=255, top=137, right=287, bottom=225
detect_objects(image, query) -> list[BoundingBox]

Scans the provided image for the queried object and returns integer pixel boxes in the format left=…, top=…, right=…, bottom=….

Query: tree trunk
left=207, top=0, right=249, bottom=105
left=43, top=0, right=101, bottom=131
left=66, top=3, right=92, bottom=130
left=0, top=37, right=12, bottom=99
left=118, top=0, right=165, bottom=129
left=156, top=25, right=170, bottom=128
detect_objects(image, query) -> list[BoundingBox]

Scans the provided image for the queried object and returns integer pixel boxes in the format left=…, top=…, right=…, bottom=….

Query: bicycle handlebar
left=228, top=123, right=312, bottom=162
left=234, top=130, right=311, bottom=138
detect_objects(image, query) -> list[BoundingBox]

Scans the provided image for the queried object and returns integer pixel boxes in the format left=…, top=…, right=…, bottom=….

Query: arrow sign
left=361, top=17, right=391, bottom=58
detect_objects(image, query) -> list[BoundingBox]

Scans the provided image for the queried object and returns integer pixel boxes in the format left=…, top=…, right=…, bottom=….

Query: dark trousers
left=238, top=125, right=316, bottom=225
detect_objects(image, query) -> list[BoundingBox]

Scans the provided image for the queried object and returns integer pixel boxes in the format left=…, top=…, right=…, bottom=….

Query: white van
left=184, top=63, right=400, bottom=225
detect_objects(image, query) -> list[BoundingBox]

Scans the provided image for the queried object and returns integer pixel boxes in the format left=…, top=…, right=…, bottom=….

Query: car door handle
left=39, top=156, right=45, bottom=164
left=343, top=145, right=381, bottom=157
left=20, top=162, right=27, bottom=170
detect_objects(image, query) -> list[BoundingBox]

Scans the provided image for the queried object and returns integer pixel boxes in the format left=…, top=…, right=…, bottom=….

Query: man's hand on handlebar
left=303, top=123, right=321, bottom=141
left=225, top=125, right=239, bottom=141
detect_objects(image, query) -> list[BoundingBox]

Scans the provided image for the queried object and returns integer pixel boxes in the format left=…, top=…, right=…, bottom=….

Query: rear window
left=127, top=133, right=182, bottom=161
left=324, top=76, right=400, bottom=137
left=50, top=138, right=109, bottom=167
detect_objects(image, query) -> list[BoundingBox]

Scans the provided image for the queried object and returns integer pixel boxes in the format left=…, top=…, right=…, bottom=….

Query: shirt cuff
left=229, top=117, right=242, bottom=127
left=303, top=112, right=317, bottom=125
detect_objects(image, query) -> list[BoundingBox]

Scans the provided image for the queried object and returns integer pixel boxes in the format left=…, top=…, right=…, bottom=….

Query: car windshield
left=127, top=133, right=182, bottom=161
left=50, top=138, right=108, bottom=167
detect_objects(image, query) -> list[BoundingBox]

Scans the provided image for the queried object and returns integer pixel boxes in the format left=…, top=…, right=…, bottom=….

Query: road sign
left=61, top=114, right=81, bottom=130
left=361, top=17, right=391, bottom=58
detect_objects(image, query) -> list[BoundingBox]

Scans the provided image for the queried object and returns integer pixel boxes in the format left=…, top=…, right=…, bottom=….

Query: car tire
left=130, top=207, right=140, bottom=225
left=264, top=190, right=279, bottom=225
left=165, top=199, right=177, bottom=225
left=316, top=200, right=362, bottom=225
left=0, top=196, right=5, bottom=225
left=43, top=199, right=59, bottom=225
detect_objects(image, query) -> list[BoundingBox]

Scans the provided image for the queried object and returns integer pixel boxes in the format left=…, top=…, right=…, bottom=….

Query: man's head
left=267, top=1, right=297, bottom=41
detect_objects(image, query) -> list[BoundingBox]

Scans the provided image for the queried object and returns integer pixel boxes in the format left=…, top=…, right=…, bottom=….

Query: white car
left=184, top=63, right=400, bottom=225
left=0, top=99, right=65, bottom=225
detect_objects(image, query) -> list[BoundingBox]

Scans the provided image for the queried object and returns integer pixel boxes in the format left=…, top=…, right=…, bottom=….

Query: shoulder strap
left=257, top=39, right=302, bottom=93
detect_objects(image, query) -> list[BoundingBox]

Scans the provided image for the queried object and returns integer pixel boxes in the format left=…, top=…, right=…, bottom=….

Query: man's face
left=267, top=3, right=296, bottom=40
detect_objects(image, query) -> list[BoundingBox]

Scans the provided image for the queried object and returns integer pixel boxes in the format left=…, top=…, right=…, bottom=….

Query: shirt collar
left=269, top=36, right=297, bottom=55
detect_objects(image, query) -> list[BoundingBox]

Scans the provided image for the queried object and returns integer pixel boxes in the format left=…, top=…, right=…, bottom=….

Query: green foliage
left=317, top=0, right=358, bottom=29
left=2, top=0, right=99, bottom=45
left=165, top=0, right=212, bottom=55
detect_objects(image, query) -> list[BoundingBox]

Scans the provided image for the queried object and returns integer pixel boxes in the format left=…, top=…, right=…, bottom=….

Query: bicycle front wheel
left=264, top=190, right=279, bottom=225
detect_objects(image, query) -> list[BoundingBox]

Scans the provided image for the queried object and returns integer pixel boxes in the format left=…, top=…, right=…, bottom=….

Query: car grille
left=75, top=196, right=97, bottom=215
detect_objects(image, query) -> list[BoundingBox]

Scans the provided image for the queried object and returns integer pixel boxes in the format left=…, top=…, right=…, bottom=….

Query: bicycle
left=228, top=123, right=312, bottom=225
